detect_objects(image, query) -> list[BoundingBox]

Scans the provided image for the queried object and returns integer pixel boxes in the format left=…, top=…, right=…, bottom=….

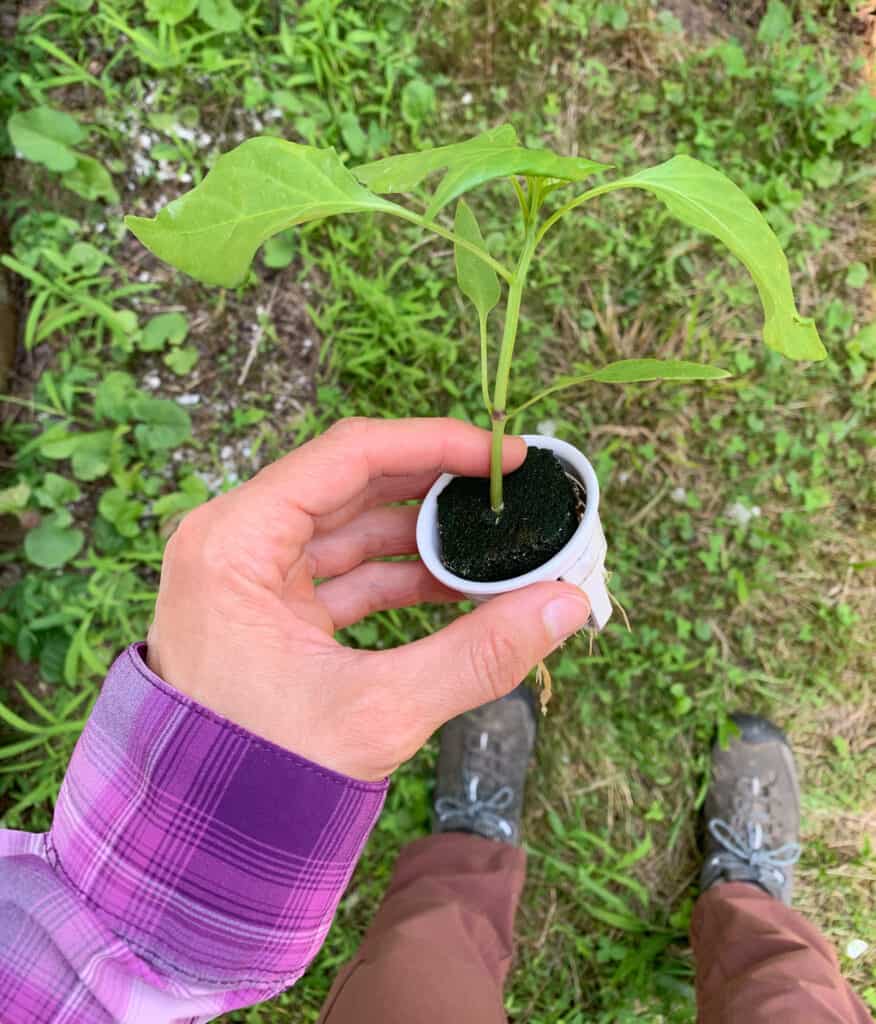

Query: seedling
left=125, top=124, right=825, bottom=512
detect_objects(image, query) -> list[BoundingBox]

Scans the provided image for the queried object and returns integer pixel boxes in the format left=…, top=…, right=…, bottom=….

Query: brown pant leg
left=319, top=833, right=526, bottom=1024
left=691, top=881, right=873, bottom=1024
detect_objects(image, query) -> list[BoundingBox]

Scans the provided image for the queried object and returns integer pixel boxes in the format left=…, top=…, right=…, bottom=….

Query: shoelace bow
left=435, top=779, right=515, bottom=840
left=708, top=817, right=801, bottom=884
left=436, top=729, right=518, bottom=840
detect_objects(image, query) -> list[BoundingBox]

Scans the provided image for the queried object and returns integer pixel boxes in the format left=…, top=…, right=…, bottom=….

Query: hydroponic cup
left=416, top=434, right=612, bottom=631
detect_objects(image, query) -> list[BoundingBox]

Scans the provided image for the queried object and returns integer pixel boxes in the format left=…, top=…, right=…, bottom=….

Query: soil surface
left=438, top=446, right=581, bottom=581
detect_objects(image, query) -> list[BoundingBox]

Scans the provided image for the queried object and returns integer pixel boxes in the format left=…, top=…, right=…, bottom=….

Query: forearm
left=0, top=644, right=387, bottom=1023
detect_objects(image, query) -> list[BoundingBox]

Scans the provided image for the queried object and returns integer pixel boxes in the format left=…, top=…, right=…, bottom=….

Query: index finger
left=251, top=417, right=527, bottom=521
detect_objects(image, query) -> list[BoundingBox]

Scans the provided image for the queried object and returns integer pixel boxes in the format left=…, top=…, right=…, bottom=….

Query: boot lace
left=706, top=773, right=801, bottom=892
left=435, top=729, right=517, bottom=841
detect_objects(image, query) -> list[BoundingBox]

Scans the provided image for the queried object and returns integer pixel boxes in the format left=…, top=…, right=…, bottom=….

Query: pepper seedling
left=126, top=124, right=825, bottom=512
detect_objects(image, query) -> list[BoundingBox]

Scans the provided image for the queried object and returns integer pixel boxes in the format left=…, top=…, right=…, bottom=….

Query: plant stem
left=479, top=315, right=492, bottom=415
left=535, top=180, right=626, bottom=246
left=511, top=177, right=528, bottom=220
left=489, top=224, right=538, bottom=512
left=389, top=206, right=514, bottom=283
left=507, top=373, right=597, bottom=421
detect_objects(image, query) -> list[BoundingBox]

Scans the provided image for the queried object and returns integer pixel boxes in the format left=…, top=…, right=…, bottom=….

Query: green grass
left=1, top=0, right=874, bottom=1019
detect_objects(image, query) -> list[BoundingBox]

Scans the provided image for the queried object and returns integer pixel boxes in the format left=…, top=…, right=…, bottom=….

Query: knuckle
left=164, top=504, right=227, bottom=578
left=469, top=627, right=519, bottom=704
left=327, top=416, right=371, bottom=443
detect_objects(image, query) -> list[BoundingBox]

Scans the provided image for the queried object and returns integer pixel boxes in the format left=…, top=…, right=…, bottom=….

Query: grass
left=1, top=0, right=874, bottom=1020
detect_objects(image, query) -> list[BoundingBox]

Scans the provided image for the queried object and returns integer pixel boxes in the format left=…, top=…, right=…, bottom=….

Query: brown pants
left=319, top=834, right=872, bottom=1024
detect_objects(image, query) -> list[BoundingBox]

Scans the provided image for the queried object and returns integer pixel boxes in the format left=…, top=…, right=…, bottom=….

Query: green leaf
left=849, top=323, right=876, bottom=359
left=125, top=138, right=396, bottom=287
left=353, top=124, right=608, bottom=217
left=757, top=0, right=792, bottom=43
left=58, top=0, right=92, bottom=9
left=0, top=482, right=30, bottom=516
left=354, top=124, right=518, bottom=193
left=98, top=487, right=144, bottom=538
left=600, top=156, right=826, bottom=361
left=67, top=241, right=108, bottom=274
left=70, top=431, right=114, bottom=481
left=426, top=145, right=609, bottom=219
left=37, top=428, right=114, bottom=480
left=94, top=371, right=137, bottom=423
left=34, top=473, right=81, bottom=509
left=262, top=228, right=296, bottom=268
left=454, top=199, right=500, bottom=319
left=845, top=262, right=868, bottom=289
left=141, top=311, right=189, bottom=351
left=152, top=474, right=209, bottom=519
left=337, top=112, right=367, bottom=158
left=509, top=358, right=730, bottom=418
left=64, top=154, right=119, bottom=203
left=197, top=0, right=241, bottom=30
left=164, top=345, right=199, bottom=374
left=401, top=80, right=436, bottom=130
left=802, top=155, right=843, bottom=189
left=586, top=358, right=731, bottom=384
left=146, top=0, right=197, bottom=24
left=7, top=107, right=86, bottom=172
left=24, top=519, right=85, bottom=569
left=131, top=396, right=192, bottom=450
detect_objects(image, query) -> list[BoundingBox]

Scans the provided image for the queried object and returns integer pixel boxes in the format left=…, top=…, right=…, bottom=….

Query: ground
left=0, top=1, right=874, bottom=1021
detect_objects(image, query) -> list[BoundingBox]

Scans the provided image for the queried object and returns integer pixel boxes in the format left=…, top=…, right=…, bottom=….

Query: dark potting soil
left=437, top=447, right=582, bottom=582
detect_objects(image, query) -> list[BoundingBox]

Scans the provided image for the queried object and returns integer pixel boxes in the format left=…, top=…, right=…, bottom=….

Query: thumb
left=375, top=582, right=591, bottom=728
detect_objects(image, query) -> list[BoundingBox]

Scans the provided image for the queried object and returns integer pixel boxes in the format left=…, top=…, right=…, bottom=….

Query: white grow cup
left=416, top=434, right=612, bottom=631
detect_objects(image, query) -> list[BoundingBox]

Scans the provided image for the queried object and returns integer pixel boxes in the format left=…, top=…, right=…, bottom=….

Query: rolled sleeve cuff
left=48, top=642, right=387, bottom=988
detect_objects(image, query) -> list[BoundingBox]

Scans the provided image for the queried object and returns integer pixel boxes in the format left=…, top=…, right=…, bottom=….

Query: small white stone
left=536, top=419, right=557, bottom=437
left=195, top=471, right=222, bottom=493
left=618, top=471, right=631, bottom=484
left=846, top=939, right=868, bottom=960
left=142, top=373, right=161, bottom=390
left=671, top=487, right=687, bottom=504
left=726, top=501, right=761, bottom=527
left=220, top=445, right=234, bottom=460
left=461, top=91, right=473, bottom=105
left=177, top=393, right=200, bottom=406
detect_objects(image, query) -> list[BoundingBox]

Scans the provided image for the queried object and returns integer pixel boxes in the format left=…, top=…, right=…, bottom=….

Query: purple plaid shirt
left=0, top=643, right=388, bottom=1022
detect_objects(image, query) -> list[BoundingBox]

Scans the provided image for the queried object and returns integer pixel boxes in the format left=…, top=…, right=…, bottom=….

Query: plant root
left=535, top=659, right=553, bottom=715
left=607, top=585, right=632, bottom=632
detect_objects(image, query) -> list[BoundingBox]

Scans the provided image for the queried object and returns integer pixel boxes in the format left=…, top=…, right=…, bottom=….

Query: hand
left=146, top=417, right=591, bottom=780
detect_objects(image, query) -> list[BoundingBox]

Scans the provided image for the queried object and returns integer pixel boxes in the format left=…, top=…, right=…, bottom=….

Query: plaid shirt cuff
left=48, top=642, right=388, bottom=989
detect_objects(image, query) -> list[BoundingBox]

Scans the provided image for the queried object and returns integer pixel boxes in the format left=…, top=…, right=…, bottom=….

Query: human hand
left=146, top=418, right=591, bottom=780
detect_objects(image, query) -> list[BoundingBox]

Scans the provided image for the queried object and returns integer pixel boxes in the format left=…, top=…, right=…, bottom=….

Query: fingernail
left=543, top=594, right=591, bottom=643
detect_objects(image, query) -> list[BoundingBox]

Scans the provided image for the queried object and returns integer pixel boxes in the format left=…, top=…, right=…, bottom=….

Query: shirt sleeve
left=0, top=642, right=388, bottom=1023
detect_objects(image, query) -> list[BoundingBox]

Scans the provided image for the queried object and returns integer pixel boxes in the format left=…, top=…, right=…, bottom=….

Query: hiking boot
left=433, top=684, right=538, bottom=845
left=701, top=712, right=801, bottom=905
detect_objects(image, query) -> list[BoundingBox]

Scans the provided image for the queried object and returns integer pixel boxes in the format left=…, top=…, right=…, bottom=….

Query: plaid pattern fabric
left=0, top=643, right=387, bottom=1023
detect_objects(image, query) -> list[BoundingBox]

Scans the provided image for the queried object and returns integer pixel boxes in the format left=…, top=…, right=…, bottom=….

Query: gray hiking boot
left=701, top=712, right=802, bottom=905
left=433, top=684, right=538, bottom=845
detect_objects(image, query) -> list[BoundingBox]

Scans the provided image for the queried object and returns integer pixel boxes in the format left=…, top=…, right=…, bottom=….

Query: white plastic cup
left=416, top=434, right=612, bottom=631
